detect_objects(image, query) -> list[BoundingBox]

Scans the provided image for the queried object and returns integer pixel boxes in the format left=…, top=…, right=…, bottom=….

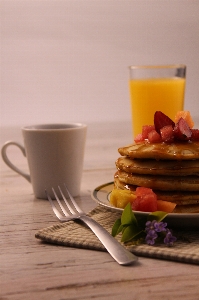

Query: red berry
left=154, top=111, right=175, bottom=133
left=174, top=117, right=192, bottom=141
left=190, top=129, right=199, bottom=141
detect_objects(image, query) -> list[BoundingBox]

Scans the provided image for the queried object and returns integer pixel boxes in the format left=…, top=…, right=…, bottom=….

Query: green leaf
left=121, top=224, right=144, bottom=243
left=121, top=203, right=138, bottom=226
left=148, top=211, right=168, bottom=222
left=112, top=218, right=123, bottom=237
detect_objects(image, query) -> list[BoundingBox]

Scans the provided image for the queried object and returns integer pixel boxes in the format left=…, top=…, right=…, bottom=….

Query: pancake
left=118, top=142, right=199, bottom=160
left=114, top=177, right=199, bottom=205
left=116, top=170, right=199, bottom=192
left=173, top=204, right=199, bottom=213
left=116, top=157, right=199, bottom=176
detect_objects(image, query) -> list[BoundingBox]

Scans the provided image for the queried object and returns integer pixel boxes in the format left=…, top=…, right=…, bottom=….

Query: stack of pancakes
left=114, top=142, right=199, bottom=213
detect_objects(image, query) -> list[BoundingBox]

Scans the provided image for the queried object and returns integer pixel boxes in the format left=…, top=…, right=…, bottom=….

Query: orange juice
left=129, top=77, right=185, bottom=137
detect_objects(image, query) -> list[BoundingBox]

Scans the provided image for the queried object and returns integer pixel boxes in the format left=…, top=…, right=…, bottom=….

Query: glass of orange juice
left=129, top=65, right=186, bottom=138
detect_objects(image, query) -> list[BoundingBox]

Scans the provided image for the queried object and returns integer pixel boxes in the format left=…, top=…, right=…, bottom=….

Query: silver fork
left=45, top=184, right=138, bottom=266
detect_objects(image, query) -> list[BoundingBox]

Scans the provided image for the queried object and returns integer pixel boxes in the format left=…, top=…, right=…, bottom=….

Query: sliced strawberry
left=154, top=111, right=175, bottom=133
left=160, top=125, right=174, bottom=143
left=148, top=129, right=162, bottom=143
left=134, top=133, right=145, bottom=143
left=190, top=129, right=199, bottom=141
left=174, top=117, right=192, bottom=141
left=142, top=125, right=155, bottom=139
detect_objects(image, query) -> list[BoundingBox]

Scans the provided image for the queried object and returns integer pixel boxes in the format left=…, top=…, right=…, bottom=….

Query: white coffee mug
left=1, top=123, right=87, bottom=199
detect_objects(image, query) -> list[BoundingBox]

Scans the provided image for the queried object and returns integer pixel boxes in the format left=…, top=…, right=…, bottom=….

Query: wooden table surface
left=1, top=123, right=199, bottom=300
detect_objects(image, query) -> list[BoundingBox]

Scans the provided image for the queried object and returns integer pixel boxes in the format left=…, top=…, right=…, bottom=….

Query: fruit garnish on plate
left=110, top=187, right=176, bottom=213
left=134, top=111, right=199, bottom=143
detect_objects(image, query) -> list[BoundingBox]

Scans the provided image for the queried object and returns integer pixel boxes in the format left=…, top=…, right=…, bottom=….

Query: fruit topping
left=132, top=187, right=158, bottom=212
left=174, top=111, right=194, bottom=128
left=191, top=129, right=199, bottom=141
left=134, top=111, right=199, bottom=144
left=148, top=129, right=162, bottom=143
left=173, top=117, right=192, bottom=141
left=142, top=125, right=155, bottom=139
left=160, top=125, right=174, bottom=142
left=154, top=111, right=175, bottom=133
left=110, top=189, right=136, bottom=208
left=157, top=200, right=176, bottom=213
left=134, top=133, right=144, bottom=143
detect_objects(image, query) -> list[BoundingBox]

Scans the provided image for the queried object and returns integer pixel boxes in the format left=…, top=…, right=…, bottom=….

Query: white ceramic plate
left=91, top=182, right=199, bottom=229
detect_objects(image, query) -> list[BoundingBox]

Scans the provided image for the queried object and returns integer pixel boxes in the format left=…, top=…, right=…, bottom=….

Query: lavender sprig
left=145, top=220, right=177, bottom=246
left=145, top=230, right=158, bottom=245
left=164, top=230, right=177, bottom=246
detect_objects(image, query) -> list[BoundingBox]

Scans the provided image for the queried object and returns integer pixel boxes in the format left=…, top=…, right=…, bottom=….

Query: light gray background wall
left=1, top=0, right=199, bottom=127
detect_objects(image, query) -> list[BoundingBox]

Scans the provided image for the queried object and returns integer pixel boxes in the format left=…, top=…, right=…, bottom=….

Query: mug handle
left=1, top=141, right=31, bottom=182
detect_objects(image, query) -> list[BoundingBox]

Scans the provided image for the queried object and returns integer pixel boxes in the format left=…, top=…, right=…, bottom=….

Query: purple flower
left=154, top=221, right=167, bottom=232
left=145, top=220, right=167, bottom=233
left=144, top=220, right=176, bottom=246
left=164, top=230, right=177, bottom=246
left=145, top=230, right=158, bottom=245
left=145, top=220, right=156, bottom=232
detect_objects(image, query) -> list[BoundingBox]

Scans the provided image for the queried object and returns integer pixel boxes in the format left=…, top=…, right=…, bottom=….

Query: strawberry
left=174, top=117, right=192, bottom=141
left=154, top=111, right=175, bottom=133
left=160, top=125, right=174, bottom=143
left=190, top=129, right=199, bottom=141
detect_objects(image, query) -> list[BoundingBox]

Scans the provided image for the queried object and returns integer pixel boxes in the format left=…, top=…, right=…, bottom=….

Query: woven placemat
left=35, top=205, right=199, bottom=265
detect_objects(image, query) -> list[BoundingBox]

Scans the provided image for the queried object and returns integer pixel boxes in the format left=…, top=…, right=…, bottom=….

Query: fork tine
left=45, top=189, right=64, bottom=220
left=52, top=187, right=70, bottom=217
left=64, top=183, right=83, bottom=214
left=58, top=186, right=76, bottom=215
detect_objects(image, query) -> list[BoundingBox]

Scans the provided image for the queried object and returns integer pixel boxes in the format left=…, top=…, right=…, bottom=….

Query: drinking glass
left=129, top=64, right=186, bottom=138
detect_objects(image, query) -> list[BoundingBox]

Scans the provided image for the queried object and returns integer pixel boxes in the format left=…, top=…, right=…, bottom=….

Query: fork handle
left=80, top=215, right=138, bottom=265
